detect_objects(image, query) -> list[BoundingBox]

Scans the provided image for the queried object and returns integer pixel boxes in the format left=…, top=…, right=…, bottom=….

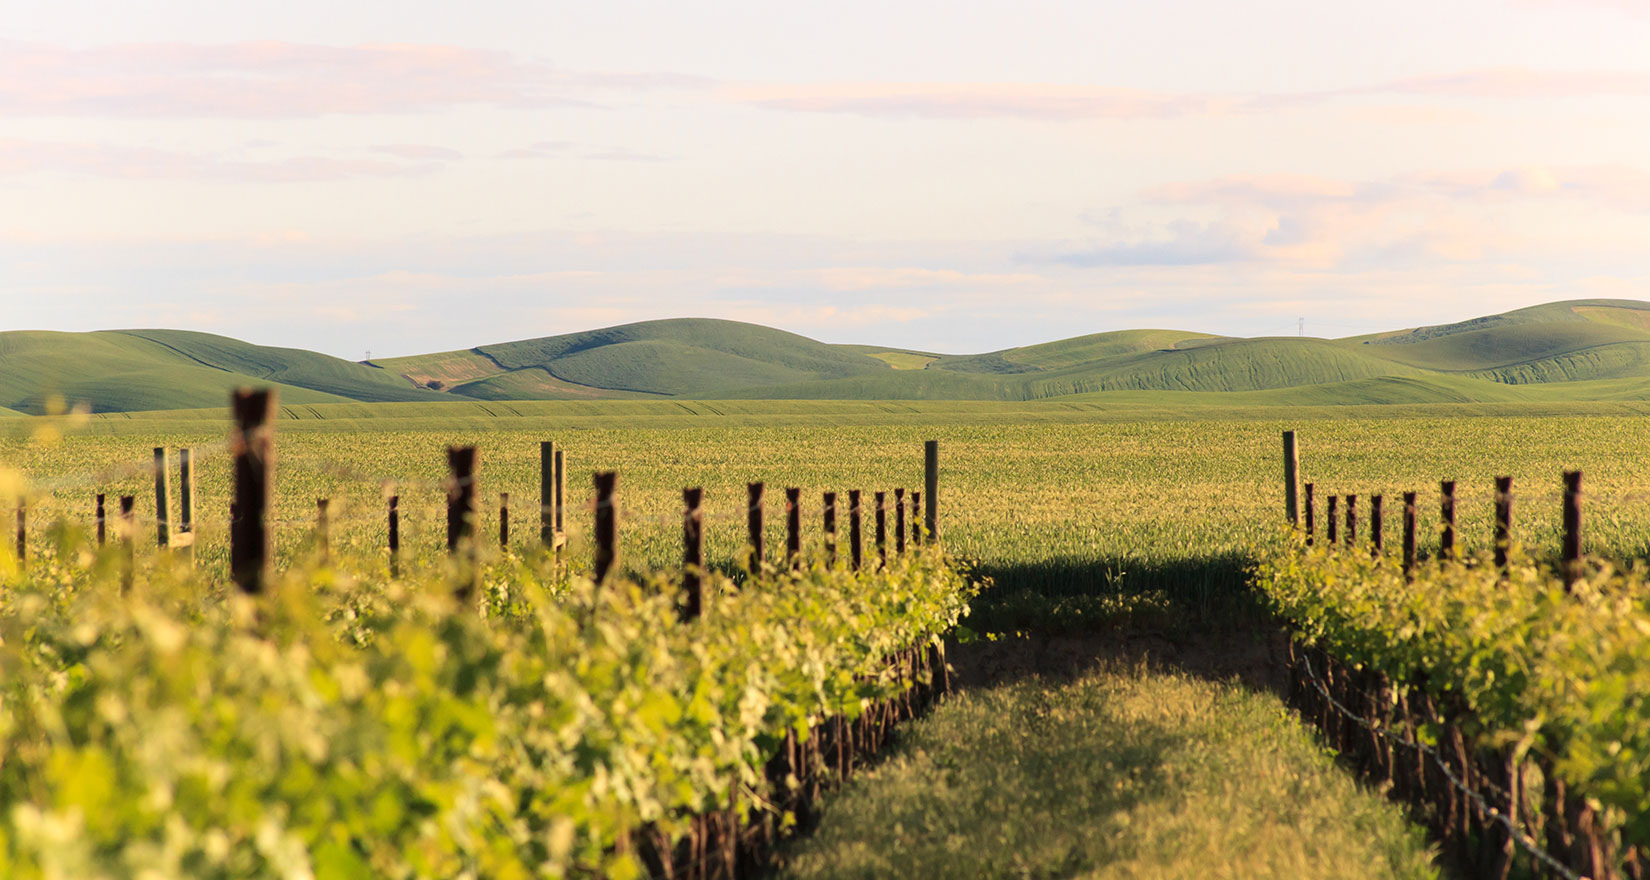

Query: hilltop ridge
left=7, top=299, right=1650, bottom=413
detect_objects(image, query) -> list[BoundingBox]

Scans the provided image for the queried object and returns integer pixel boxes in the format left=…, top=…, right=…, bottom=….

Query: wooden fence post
left=1283, top=430, right=1300, bottom=527
left=1370, top=494, right=1384, bottom=557
left=446, top=446, right=478, bottom=601
left=153, top=447, right=171, bottom=549
left=1494, top=476, right=1513, bottom=572
left=178, top=447, right=195, bottom=557
left=13, top=503, right=22, bottom=562
left=747, top=482, right=765, bottom=575
left=230, top=389, right=275, bottom=594
left=1305, top=482, right=1316, bottom=546
left=446, top=447, right=478, bottom=553
left=875, top=491, right=887, bottom=567
left=1327, top=495, right=1339, bottom=546
left=95, top=493, right=106, bottom=546
left=911, top=490, right=922, bottom=547
left=119, top=495, right=135, bottom=592
left=823, top=491, right=837, bottom=567
left=682, top=487, right=703, bottom=620
left=924, top=440, right=939, bottom=543
left=848, top=489, right=863, bottom=571
left=499, top=492, right=510, bottom=549
left=894, top=488, right=906, bottom=555
left=316, top=498, right=330, bottom=562
left=594, top=471, right=618, bottom=584
left=540, top=441, right=556, bottom=548
left=1344, top=494, right=1356, bottom=549
left=785, top=487, right=802, bottom=569
left=1440, top=480, right=1457, bottom=562
left=1402, top=491, right=1417, bottom=577
left=554, top=449, right=566, bottom=567
left=388, top=494, right=400, bottom=578
left=1563, top=471, right=1583, bottom=590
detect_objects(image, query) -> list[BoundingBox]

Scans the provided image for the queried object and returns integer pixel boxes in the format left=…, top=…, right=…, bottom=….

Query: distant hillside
left=14, top=300, right=1650, bottom=413
left=0, top=329, right=447, bottom=414
left=375, top=318, right=891, bottom=399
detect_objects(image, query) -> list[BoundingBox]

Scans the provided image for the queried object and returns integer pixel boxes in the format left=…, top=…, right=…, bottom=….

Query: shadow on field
left=953, top=551, right=1292, bottom=700
left=964, top=550, right=1264, bottom=633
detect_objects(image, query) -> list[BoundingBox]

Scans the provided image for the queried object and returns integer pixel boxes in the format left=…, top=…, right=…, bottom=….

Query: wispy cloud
left=498, top=141, right=670, bottom=161
left=370, top=143, right=464, bottom=160
left=724, top=81, right=1228, bottom=120
left=731, top=70, right=1650, bottom=122
left=0, top=138, right=440, bottom=181
left=1041, top=164, right=1650, bottom=271
left=0, top=40, right=704, bottom=118
left=8, top=37, right=1650, bottom=124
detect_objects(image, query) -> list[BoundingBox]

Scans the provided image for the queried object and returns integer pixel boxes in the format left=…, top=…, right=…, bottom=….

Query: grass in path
left=777, top=660, right=1438, bottom=880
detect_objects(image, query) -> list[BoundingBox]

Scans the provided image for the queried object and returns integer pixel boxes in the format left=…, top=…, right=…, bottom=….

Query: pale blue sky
left=4, top=0, right=1650, bottom=356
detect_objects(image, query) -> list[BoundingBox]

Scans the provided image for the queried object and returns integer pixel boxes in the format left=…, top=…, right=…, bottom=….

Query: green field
left=18, top=298, right=1650, bottom=413
left=9, top=400, right=1650, bottom=876
left=10, top=401, right=1650, bottom=627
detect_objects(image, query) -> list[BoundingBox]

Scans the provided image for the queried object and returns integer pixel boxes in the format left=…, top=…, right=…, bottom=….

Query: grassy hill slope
left=0, top=331, right=357, bottom=414
left=1357, top=300, right=1650, bottom=384
left=0, top=329, right=449, bottom=414
left=119, top=330, right=445, bottom=402
left=19, top=300, right=1650, bottom=413
left=378, top=318, right=894, bottom=399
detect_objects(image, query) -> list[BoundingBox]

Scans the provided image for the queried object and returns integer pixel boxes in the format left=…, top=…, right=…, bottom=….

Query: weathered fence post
left=178, top=447, right=195, bottom=557
left=1494, top=476, right=1513, bottom=572
left=823, top=491, right=838, bottom=567
left=894, top=488, right=906, bottom=555
left=785, top=487, right=802, bottom=569
left=1283, top=430, right=1300, bottom=526
left=1440, top=480, right=1457, bottom=562
left=911, top=490, right=922, bottom=547
left=388, top=493, right=400, bottom=578
left=1563, top=470, right=1583, bottom=590
left=446, top=446, right=479, bottom=601
left=1370, top=494, right=1384, bottom=557
left=594, top=471, right=618, bottom=585
left=1403, top=491, right=1417, bottom=577
left=875, top=491, right=887, bottom=566
left=1327, top=495, right=1339, bottom=546
left=13, top=503, right=22, bottom=562
left=682, top=487, right=703, bottom=621
left=551, top=442, right=564, bottom=544
left=554, top=449, right=566, bottom=566
left=1304, top=482, right=1316, bottom=546
left=316, top=498, right=330, bottom=562
left=924, top=440, right=939, bottom=543
left=95, top=493, right=106, bottom=546
left=230, top=389, right=275, bottom=594
left=119, top=495, right=135, bottom=592
left=848, top=489, right=863, bottom=571
left=746, top=482, right=765, bottom=575
left=446, top=447, right=478, bottom=553
left=1344, top=494, right=1356, bottom=548
left=499, top=492, right=510, bottom=549
left=153, top=447, right=171, bottom=549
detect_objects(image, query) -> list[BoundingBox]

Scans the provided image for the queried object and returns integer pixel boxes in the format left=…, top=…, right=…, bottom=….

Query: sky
left=4, top=0, right=1650, bottom=358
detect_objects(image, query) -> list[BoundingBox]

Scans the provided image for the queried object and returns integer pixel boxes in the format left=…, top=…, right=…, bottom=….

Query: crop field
left=6, top=403, right=1650, bottom=877
left=8, top=405, right=1650, bottom=621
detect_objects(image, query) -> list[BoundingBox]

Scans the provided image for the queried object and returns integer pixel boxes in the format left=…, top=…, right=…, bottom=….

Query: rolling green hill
left=375, top=318, right=892, bottom=399
left=0, top=329, right=447, bottom=414
left=17, top=300, right=1650, bottom=413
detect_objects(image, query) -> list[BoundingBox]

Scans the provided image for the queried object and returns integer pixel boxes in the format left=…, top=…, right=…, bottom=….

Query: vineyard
left=1259, top=457, right=1650, bottom=880
left=7, top=403, right=1650, bottom=877
left=0, top=399, right=972, bottom=879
